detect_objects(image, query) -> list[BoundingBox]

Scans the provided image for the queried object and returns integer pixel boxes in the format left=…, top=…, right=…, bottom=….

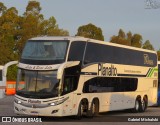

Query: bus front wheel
left=76, top=101, right=84, bottom=119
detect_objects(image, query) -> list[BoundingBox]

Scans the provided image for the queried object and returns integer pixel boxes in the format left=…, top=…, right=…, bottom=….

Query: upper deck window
left=68, top=41, right=86, bottom=61
left=21, top=40, right=69, bottom=64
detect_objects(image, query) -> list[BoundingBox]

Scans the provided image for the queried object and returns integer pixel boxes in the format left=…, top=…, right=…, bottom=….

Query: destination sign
left=18, top=63, right=61, bottom=70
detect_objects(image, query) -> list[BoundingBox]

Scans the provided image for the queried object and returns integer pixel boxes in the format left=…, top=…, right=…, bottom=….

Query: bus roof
left=29, top=36, right=156, bottom=54
left=29, top=36, right=88, bottom=41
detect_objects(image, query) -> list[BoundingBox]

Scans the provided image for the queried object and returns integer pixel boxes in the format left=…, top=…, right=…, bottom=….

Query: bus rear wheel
left=140, top=96, right=148, bottom=112
left=132, top=98, right=141, bottom=113
left=88, top=99, right=99, bottom=118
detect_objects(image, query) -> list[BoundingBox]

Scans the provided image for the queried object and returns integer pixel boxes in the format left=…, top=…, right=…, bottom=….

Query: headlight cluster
left=49, top=97, right=69, bottom=106
left=14, top=99, right=22, bottom=104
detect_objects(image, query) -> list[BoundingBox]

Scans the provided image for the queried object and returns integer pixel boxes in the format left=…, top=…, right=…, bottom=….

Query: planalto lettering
left=98, top=63, right=117, bottom=76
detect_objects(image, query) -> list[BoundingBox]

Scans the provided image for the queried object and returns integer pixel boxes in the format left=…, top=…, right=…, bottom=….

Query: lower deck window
left=83, top=77, right=138, bottom=93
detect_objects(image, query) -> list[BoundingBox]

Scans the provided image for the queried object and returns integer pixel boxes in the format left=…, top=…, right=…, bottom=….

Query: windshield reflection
left=22, top=40, right=68, bottom=61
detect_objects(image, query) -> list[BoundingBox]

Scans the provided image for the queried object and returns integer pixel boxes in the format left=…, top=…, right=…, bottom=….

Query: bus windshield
left=21, top=40, right=69, bottom=62
left=16, top=69, right=59, bottom=99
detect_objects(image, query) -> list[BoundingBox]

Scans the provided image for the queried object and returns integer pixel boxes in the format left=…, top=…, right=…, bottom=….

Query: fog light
left=15, top=106, right=19, bottom=111
left=51, top=110, right=58, bottom=114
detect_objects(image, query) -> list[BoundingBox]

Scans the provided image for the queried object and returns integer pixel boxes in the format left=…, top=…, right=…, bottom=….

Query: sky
left=0, top=0, right=160, bottom=50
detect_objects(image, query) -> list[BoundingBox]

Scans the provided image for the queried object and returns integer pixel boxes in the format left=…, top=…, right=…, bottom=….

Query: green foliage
left=0, top=2, right=6, bottom=15
left=118, top=29, right=125, bottom=38
left=110, top=35, right=130, bottom=46
left=157, top=50, right=160, bottom=61
left=126, top=31, right=132, bottom=45
left=0, top=6, right=19, bottom=65
left=24, top=0, right=41, bottom=17
left=131, top=34, right=142, bottom=48
left=7, top=65, right=18, bottom=80
left=142, top=40, right=154, bottom=50
left=40, top=16, right=69, bottom=36
left=110, top=29, right=145, bottom=49
left=76, top=23, right=104, bottom=41
left=110, top=29, right=131, bottom=46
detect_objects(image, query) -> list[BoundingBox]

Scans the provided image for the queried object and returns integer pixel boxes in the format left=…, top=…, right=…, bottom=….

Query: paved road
left=0, top=95, right=160, bottom=125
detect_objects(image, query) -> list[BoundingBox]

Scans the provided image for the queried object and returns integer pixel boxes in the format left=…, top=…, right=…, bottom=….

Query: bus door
left=58, top=62, right=80, bottom=115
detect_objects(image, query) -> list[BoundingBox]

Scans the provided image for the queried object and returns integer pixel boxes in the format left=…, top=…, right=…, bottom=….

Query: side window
left=83, top=77, right=138, bottom=93
left=84, top=42, right=99, bottom=64
left=84, top=42, right=110, bottom=64
left=68, top=41, right=86, bottom=61
left=62, top=75, right=78, bottom=95
left=83, top=77, right=98, bottom=93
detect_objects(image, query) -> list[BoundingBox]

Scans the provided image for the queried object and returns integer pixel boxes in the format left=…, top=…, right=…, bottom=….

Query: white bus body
left=14, top=36, right=158, bottom=117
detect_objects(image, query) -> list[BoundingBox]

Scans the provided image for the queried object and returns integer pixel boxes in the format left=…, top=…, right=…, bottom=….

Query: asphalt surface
left=0, top=95, right=160, bottom=125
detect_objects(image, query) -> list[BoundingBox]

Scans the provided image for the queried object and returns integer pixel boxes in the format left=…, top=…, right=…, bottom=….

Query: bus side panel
left=137, top=78, right=157, bottom=106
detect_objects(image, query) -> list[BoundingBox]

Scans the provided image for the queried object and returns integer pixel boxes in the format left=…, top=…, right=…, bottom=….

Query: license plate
left=30, top=111, right=39, bottom=116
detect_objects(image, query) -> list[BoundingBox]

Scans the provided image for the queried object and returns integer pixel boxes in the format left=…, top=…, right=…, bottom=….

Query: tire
left=88, top=99, right=99, bottom=117
left=132, top=98, right=141, bottom=113
left=140, top=97, right=148, bottom=112
left=76, top=101, right=84, bottom=120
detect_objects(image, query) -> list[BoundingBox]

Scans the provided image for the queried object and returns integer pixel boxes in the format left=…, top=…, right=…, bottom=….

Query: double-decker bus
left=14, top=36, right=158, bottom=117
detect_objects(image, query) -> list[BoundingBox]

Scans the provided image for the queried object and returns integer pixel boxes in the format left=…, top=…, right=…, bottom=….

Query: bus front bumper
left=14, top=102, right=63, bottom=116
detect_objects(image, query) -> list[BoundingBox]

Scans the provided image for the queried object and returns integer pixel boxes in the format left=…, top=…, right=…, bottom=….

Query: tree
left=131, top=34, right=143, bottom=48
left=76, top=23, right=104, bottom=41
left=0, top=7, right=19, bottom=65
left=142, top=40, right=154, bottom=50
left=40, top=16, right=69, bottom=36
left=118, top=29, right=125, bottom=38
left=24, top=0, right=41, bottom=16
left=0, top=2, right=6, bottom=16
left=126, top=31, right=132, bottom=46
left=110, top=29, right=130, bottom=46
left=7, top=65, right=18, bottom=80
left=157, top=50, right=160, bottom=61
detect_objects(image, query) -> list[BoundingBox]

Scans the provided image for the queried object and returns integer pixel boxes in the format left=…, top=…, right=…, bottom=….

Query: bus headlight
left=49, top=100, right=64, bottom=106
left=14, top=99, right=22, bottom=104
left=18, top=100, right=22, bottom=104
left=50, top=102, right=56, bottom=106
left=49, top=97, right=69, bottom=106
